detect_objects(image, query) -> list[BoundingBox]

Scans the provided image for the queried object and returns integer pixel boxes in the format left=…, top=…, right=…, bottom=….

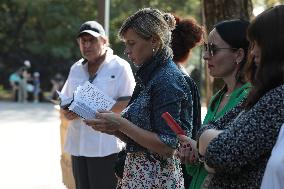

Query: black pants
left=71, top=154, right=118, bottom=189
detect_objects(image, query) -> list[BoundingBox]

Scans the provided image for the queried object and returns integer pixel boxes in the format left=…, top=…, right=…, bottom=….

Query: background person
left=171, top=15, right=203, bottom=140
left=171, top=14, right=204, bottom=188
left=22, top=60, right=35, bottom=102
left=50, top=73, right=65, bottom=100
left=85, top=8, right=193, bottom=189
left=9, top=67, right=23, bottom=102
left=17, top=67, right=30, bottom=103
left=33, top=72, right=41, bottom=103
left=61, top=20, right=135, bottom=189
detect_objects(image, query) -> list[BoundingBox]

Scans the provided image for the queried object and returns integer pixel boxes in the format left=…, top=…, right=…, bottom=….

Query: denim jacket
left=122, top=49, right=193, bottom=153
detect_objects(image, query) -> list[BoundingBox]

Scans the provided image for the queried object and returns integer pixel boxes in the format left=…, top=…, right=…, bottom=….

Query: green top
left=186, top=82, right=251, bottom=189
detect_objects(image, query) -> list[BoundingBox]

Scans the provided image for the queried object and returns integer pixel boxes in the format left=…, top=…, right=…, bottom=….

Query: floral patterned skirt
left=118, top=151, right=184, bottom=189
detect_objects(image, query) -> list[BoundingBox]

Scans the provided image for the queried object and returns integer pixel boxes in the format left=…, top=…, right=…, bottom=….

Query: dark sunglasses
left=203, top=42, right=238, bottom=57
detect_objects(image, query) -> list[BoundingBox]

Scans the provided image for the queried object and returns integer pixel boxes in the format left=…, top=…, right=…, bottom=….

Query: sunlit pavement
left=0, top=101, right=66, bottom=189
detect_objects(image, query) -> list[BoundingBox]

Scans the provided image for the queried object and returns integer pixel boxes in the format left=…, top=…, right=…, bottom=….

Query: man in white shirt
left=61, top=20, right=135, bottom=189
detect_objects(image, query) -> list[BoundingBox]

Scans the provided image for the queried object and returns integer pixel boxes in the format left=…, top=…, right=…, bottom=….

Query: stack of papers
left=57, top=81, right=115, bottom=119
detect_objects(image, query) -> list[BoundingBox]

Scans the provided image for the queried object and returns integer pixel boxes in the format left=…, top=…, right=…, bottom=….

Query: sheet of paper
left=69, top=81, right=116, bottom=119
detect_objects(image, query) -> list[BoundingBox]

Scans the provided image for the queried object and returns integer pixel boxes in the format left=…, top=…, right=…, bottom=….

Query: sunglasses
left=203, top=42, right=238, bottom=57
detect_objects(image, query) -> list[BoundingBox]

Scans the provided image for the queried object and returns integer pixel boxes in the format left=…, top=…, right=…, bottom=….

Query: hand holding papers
left=58, top=81, right=115, bottom=119
left=56, top=91, right=73, bottom=110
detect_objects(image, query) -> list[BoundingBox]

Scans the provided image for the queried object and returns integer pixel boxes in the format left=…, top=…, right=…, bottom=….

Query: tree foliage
left=0, top=0, right=98, bottom=58
left=109, top=0, right=201, bottom=56
left=253, top=0, right=284, bottom=7
left=0, top=0, right=201, bottom=90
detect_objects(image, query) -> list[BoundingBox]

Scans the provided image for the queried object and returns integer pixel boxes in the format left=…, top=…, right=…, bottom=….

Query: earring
left=152, top=48, right=155, bottom=53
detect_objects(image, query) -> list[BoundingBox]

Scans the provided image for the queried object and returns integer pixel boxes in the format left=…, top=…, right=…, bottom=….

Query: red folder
left=162, top=112, right=186, bottom=135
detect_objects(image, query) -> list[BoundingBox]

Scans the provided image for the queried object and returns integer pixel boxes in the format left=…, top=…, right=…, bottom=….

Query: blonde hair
left=119, top=8, right=176, bottom=53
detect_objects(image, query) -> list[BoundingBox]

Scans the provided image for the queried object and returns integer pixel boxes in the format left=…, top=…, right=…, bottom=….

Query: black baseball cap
left=77, top=21, right=106, bottom=38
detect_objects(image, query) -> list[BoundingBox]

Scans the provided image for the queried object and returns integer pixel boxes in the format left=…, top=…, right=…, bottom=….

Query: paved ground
left=0, top=101, right=66, bottom=189
left=0, top=101, right=207, bottom=189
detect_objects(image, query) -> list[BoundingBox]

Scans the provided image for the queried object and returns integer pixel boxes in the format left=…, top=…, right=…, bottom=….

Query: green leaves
left=1, top=0, right=202, bottom=59
left=0, top=0, right=202, bottom=89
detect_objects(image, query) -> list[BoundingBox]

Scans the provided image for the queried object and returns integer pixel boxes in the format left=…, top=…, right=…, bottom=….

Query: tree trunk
left=97, top=0, right=105, bottom=26
left=202, top=0, right=253, bottom=106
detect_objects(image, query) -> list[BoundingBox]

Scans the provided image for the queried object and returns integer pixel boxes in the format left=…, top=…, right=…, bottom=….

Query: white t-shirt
left=61, top=48, right=135, bottom=157
left=261, top=123, right=284, bottom=189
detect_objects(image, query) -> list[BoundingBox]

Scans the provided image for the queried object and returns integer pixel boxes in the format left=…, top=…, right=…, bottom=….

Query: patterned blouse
left=198, top=84, right=284, bottom=188
left=122, top=49, right=193, bottom=153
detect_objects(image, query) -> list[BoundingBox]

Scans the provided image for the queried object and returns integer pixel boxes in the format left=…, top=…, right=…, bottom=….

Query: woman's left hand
left=84, top=111, right=122, bottom=133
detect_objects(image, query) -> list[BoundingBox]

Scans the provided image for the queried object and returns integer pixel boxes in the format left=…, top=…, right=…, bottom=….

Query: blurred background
left=0, top=0, right=283, bottom=103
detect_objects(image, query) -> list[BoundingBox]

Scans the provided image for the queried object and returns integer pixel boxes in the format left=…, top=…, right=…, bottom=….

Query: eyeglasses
left=203, top=42, right=238, bottom=57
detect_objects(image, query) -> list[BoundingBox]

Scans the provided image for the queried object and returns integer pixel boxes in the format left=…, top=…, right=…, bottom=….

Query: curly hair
left=171, top=15, right=203, bottom=63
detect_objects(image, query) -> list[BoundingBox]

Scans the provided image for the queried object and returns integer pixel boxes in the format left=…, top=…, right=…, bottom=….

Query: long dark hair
left=245, top=5, right=284, bottom=109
